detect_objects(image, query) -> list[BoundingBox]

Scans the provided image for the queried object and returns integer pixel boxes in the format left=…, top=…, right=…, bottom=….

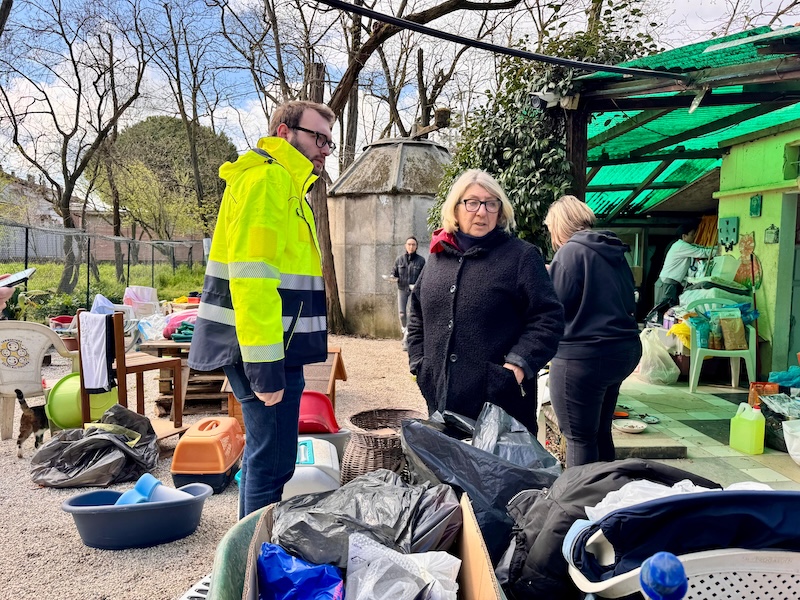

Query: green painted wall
left=717, top=129, right=800, bottom=372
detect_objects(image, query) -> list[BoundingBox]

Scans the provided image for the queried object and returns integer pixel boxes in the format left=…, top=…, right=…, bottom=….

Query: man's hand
left=503, top=362, right=525, bottom=385
left=0, top=274, right=15, bottom=311
left=255, top=389, right=284, bottom=406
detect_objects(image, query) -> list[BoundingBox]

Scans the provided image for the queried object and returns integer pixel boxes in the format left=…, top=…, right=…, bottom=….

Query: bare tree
left=327, top=0, right=524, bottom=117
left=0, top=0, right=12, bottom=39
left=0, top=0, right=148, bottom=293
left=143, top=0, right=222, bottom=237
left=718, top=0, right=800, bottom=34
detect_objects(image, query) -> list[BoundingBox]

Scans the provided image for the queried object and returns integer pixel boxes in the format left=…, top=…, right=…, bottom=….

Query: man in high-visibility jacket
left=189, top=101, right=335, bottom=517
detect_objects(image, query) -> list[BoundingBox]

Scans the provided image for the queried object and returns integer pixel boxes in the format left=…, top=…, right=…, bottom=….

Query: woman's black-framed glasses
left=461, top=198, right=501, bottom=213
left=292, top=126, right=336, bottom=152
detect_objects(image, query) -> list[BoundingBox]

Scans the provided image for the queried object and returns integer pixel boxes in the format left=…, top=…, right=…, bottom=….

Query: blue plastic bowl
left=62, top=482, right=213, bottom=549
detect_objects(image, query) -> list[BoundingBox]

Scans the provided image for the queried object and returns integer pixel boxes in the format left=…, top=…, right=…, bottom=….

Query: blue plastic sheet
left=257, top=542, right=343, bottom=600
left=769, top=366, right=800, bottom=387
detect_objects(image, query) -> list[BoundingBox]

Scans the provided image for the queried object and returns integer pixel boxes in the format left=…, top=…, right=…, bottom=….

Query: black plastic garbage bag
left=401, top=406, right=561, bottom=565
left=761, top=401, right=788, bottom=453
left=472, top=403, right=562, bottom=472
left=272, top=469, right=461, bottom=569
left=31, top=404, right=159, bottom=488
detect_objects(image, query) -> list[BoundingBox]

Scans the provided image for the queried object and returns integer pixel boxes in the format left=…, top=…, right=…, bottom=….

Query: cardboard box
left=242, top=494, right=502, bottom=600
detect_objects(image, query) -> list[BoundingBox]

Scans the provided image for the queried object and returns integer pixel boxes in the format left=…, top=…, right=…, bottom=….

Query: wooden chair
left=76, top=309, right=187, bottom=439
left=0, top=321, right=79, bottom=440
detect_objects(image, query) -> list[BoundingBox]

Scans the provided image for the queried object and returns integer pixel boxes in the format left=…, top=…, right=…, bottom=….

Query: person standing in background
left=189, top=101, right=335, bottom=518
left=653, top=222, right=714, bottom=308
left=545, top=195, right=641, bottom=467
left=391, top=236, right=425, bottom=350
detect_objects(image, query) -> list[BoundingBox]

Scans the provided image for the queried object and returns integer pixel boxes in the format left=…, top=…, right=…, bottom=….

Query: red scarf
left=429, top=228, right=459, bottom=254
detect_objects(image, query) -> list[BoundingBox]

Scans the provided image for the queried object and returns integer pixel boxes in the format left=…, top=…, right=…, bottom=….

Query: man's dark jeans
left=223, top=363, right=304, bottom=518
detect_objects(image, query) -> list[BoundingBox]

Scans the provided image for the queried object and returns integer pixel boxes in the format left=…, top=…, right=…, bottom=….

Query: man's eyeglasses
left=292, top=126, right=336, bottom=152
left=461, top=198, right=501, bottom=213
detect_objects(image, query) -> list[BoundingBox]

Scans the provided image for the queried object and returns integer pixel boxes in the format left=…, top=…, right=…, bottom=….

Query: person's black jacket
left=391, top=252, right=426, bottom=290
left=548, top=229, right=639, bottom=359
left=406, top=229, right=564, bottom=432
left=505, top=459, right=721, bottom=599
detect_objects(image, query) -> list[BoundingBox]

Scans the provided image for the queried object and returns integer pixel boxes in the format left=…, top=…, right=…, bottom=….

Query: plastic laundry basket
left=339, top=408, right=425, bottom=485
left=45, top=372, right=119, bottom=429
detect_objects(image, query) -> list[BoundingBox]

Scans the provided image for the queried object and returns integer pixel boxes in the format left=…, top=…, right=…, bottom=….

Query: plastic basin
left=298, top=391, right=340, bottom=434
left=49, top=315, right=74, bottom=331
left=45, top=372, right=119, bottom=429
left=62, top=482, right=213, bottom=549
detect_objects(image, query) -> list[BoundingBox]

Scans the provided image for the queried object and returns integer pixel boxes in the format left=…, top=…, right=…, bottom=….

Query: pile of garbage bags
left=260, top=470, right=463, bottom=600
left=30, top=404, right=159, bottom=488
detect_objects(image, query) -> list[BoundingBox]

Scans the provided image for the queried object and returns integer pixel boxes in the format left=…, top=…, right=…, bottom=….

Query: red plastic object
left=298, top=391, right=340, bottom=434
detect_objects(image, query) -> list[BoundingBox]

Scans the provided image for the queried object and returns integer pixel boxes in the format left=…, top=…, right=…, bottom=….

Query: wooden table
left=138, top=340, right=227, bottom=415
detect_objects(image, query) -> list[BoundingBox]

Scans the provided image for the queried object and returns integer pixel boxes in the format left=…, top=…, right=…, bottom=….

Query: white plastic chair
left=0, top=321, right=79, bottom=440
left=686, top=297, right=756, bottom=393
left=568, top=548, right=800, bottom=598
left=123, top=286, right=161, bottom=318
left=56, top=304, right=140, bottom=352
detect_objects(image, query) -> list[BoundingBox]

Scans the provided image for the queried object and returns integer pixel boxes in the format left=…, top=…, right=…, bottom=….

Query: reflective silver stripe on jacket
left=230, top=261, right=281, bottom=280
left=281, top=315, right=327, bottom=333
left=206, top=260, right=230, bottom=280
left=241, top=342, right=284, bottom=362
left=198, top=303, right=236, bottom=326
left=280, top=273, right=324, bottom=291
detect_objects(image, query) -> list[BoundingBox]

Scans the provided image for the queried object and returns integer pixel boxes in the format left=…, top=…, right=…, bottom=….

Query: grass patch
left=1, top=261, right=206, bottom=322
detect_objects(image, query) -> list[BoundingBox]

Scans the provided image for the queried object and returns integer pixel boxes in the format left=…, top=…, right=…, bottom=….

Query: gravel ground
left=0, top=334, right=426, bottom=600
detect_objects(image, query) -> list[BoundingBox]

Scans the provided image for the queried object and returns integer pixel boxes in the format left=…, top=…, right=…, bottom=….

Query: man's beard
left=289, top=136, right=323, bottom=176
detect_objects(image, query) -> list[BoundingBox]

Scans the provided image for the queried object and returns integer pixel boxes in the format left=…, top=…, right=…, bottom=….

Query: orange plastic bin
left=171, top=417, right=244, bottom=494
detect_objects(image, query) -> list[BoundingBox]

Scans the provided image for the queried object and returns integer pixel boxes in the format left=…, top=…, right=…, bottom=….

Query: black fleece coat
left=406, top=230, right=564, bottom=433
left=505, top=459, right=721, bottom=599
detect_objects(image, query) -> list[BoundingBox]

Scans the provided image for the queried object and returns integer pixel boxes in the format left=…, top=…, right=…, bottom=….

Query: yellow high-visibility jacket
left=188, top=137, right=327, bottom=393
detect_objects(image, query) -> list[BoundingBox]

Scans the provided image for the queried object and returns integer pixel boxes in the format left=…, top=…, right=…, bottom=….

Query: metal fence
left=0, top=219, right=207, bottom=308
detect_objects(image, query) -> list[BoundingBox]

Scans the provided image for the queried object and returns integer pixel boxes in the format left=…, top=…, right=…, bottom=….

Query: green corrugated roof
left=586, top=158, right=721, bottom=217
left=585, top=102, right=800, bottom=217
left=585, top=26, right=800, bottom=79
left=577, top=27, right=800, bottom=220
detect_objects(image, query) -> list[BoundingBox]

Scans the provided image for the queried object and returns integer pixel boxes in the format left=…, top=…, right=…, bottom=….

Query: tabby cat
left=16, top=388, right=48, bottom=458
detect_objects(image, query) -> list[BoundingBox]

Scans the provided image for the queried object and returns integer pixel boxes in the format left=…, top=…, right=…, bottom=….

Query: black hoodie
left=548, top=229, right=639, bottom=359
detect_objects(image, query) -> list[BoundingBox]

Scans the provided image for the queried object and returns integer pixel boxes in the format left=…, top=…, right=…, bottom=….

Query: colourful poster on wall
left=733, top=232, right=762, bottom=290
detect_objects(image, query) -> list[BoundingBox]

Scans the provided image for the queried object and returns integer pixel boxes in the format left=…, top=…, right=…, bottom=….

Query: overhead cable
left=315, top=0, right=689, bottom=82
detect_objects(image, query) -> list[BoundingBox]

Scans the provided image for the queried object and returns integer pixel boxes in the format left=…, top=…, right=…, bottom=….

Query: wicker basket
left=339, top=408, right=426, bottom=485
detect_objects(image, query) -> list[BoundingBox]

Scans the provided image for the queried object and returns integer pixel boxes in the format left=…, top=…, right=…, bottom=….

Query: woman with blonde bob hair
left=406, top=169, right=564, bottom=434
left=544, top=195, right=642, bottom=467
left=440, top=169, right=516, bottom=234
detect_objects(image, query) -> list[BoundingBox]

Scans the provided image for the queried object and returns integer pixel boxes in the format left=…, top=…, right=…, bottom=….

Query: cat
left=16, top=389, right=49, bottom=458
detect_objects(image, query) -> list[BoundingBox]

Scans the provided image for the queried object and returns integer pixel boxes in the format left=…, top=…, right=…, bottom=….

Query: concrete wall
left=716, top=128, right=800, bottom=373
left=329, top=192, right=433, bottom=338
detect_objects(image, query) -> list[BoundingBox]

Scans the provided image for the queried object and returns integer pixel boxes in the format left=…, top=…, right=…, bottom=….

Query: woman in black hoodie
left=544, top=195, right=642, bottom=467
